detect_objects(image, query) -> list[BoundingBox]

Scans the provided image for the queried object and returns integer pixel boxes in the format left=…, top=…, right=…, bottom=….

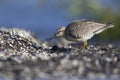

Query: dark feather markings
left=55, top=29, right=64, bottom=36
left=67, top=31, right=81, bottom=39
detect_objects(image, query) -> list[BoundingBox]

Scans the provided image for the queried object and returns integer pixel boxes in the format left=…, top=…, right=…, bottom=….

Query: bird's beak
left=47, top=36, right=55, bottom=41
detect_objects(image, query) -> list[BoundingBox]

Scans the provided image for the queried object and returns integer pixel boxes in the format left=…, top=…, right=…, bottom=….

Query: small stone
left=60, top=58, right=72, bottom=69
left=105, top=57, right=112, bottom=62
left=78, top=61, right=85, bottom=75
left=108, top=44, right=113, bottom=48
left=72, top=59, right=79, bottom=67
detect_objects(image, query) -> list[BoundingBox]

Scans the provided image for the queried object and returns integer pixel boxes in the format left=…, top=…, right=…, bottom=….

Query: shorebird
left=50, top=20, right=114, bottom=49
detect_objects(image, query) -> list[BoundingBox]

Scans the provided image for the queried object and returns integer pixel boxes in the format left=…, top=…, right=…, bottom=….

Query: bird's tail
left=106, top=22, right=114, bottom=28
left=93, top=23, right=114, bottom=34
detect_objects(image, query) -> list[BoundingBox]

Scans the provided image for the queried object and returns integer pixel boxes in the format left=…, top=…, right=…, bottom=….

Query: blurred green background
left=58, top=0, right=120, bottom=42
left=0, top=0, right=119, bottom=43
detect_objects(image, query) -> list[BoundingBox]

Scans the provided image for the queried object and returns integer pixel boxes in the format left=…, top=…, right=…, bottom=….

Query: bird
left=49, top=19, right=114, bottom=49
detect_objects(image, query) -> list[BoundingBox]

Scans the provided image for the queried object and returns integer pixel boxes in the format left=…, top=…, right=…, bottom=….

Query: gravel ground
left=0, top=43, right=120, bottom=80
left=0, top=28, right=120, bottom=80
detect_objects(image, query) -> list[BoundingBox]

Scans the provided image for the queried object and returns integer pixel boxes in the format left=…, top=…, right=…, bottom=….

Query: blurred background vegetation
left=0, top=0, right=119, bottom=43
left=57, top=0, right=120, bottom=42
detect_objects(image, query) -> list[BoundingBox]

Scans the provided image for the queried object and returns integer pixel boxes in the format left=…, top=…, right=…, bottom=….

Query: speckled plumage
left=64, top=20, right=114, bottom=42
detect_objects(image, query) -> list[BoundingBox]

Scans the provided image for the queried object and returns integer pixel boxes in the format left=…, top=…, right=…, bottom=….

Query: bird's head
left=48, top=26, right=66, bottom=40
left=54, top=26, right=65, bottom=37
